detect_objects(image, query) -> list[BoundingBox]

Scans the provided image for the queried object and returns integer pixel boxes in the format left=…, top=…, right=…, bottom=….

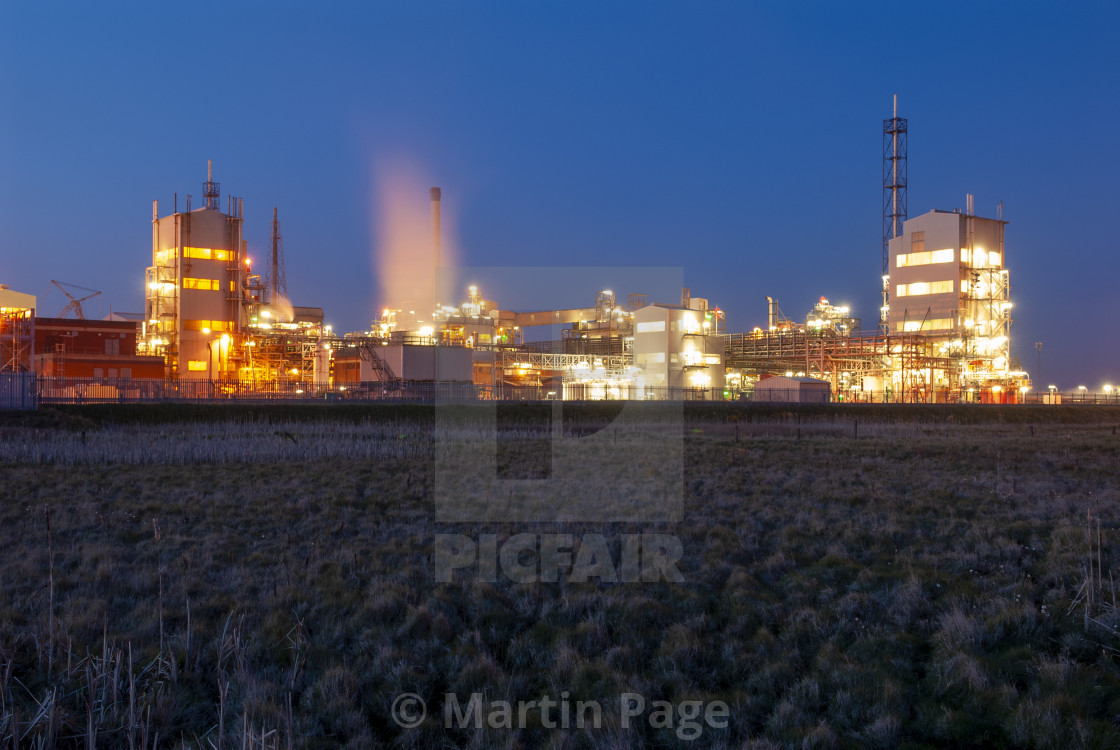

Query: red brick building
left=33, top=317, right=165, bottom=378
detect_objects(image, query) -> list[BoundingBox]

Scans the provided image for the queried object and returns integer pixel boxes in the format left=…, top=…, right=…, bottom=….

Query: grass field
left=2, top=404, right=1120, bottom=748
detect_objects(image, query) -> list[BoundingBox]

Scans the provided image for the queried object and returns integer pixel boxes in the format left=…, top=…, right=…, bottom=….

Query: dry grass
left=1, top=405, right=1119, bottom=748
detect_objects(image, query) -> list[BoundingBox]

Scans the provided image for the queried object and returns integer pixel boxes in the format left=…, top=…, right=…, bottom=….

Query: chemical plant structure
left=132, top=159, right=1024, bottom=403
left=2, top=99, right=1032, bottom=403
left=139, top=161, right=329, bottom=388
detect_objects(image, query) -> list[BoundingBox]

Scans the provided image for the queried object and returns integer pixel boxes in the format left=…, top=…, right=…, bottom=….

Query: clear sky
left=1, top=1, right=1117, bottom=389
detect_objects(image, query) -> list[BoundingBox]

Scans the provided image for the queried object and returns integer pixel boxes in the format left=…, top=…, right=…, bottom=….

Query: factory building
left=633, top=301, right=724, bottom=396
left=885, top=200, right=1016, bottom=396
left=888, top=206, right=1008, bottom=336
left=143, top=161, right=251, bottom=379
left=33, top=317, right=164, bottom=378
left=141, top=162, right=334, bottom=385
left=11, top=126, right=1024, bottom=405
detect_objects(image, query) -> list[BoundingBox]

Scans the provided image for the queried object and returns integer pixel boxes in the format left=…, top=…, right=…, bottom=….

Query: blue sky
left=1, top=1, right=1116, bottom=388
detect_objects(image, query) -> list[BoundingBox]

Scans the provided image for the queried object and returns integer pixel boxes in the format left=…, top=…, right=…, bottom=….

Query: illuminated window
left=896, top=280, right=953, bottom=297
left=183, top=247, right=233, bottom=262
left=897, top=248, right=954, bottom=266
left=899, top=318, right=954, bottom=332
left=187, top=360, right=207, bottom=371
left=183, top=320, right=232, bottom=332
left=636, top=321, right=666, bottom=333
left=182, top=278, right=220, bottom=291
left=962, top=248, right=1002, bottom=268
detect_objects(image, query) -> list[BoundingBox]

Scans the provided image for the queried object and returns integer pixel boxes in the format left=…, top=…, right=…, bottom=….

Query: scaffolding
left=240, top=326, right=325, bottom=385
left=724, top=329, right=960, bottom=402
left=0, top=309, right=34, bottom=372
left=144, top=206, right=182, bottom=374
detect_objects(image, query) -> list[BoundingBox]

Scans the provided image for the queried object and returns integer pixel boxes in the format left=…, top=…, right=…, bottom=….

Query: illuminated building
left=0, top=285, right=36, bottom=372
left=887, top=198, right=1018, bottom=398
left=143, top=161, right=253, bottom=379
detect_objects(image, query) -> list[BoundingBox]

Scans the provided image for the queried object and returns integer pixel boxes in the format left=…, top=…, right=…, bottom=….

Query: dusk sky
left=1, top=1, right=1117, bottom=389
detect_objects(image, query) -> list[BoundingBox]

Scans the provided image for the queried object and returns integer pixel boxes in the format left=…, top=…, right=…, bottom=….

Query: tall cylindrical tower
left=430, top=187, right=441, bottom=307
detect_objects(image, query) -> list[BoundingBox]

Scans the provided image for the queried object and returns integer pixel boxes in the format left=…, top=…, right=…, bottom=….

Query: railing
left=13, top=376, right=1120, bottom=407
left=32, top=377, right=727, bottom=404
left=0, top=372, right=36, bottom=410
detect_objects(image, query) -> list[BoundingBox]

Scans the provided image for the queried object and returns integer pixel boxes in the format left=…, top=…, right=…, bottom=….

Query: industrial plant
left=1, top=101, right=1034, bottom=405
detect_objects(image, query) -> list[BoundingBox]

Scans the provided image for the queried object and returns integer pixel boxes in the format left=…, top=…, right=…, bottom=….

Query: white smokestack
left=430, top=187, right=441, bottom=306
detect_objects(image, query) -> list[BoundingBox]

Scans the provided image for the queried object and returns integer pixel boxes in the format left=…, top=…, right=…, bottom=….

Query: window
left=897, top=248, right=954, bottom=267
left=93, top=368, right=104, bottom=378
left=896, top=280, right=953, bottom=297
left=911, top=231, right=924, bottom=254
left=636, top=321, right=666, bottom=333
left=899, top=318, right=954, bottom=332
left=104, top=338, right=120, bottom=355
left=187, top=360, right=208, bottom=372
left=183, top=320, right=232, bottom=332
left=961, top=248, right=1002, bottom=267
left=183, top=247, right=234, bottom=261
left=183, top=278, right=220, bottom=291
left=121, top=368, right=131, bottom=379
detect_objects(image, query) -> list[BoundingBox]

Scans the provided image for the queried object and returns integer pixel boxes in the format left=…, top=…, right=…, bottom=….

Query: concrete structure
left=887, top=202, right=1014, bottom=393
left=753, top=375, right=831, bottom=404
left=332, top=343, right=472, bottom=384
left=382, top=344, right=472, bottom=382
left=633, top=301, right=724, bottom=398
left=0, top=287, right=36, bottom=315
left=888, top=206, right=1007, bottom=335
left=144, top=162, right=253, bottom=379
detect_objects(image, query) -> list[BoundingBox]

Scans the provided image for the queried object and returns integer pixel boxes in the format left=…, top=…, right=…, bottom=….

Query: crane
left=50, top=280, right=102, bottom=319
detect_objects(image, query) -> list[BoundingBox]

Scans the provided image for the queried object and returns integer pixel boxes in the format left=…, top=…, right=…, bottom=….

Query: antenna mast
left=881, top=94, right=908, bottom=333
left=203, top=159, right=220, bottom=210
left=270, top=207, right=286, bottom=303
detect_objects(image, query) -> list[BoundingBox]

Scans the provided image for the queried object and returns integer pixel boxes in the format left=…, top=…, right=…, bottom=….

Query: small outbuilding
left=752, top=375, right=831, bottom=404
